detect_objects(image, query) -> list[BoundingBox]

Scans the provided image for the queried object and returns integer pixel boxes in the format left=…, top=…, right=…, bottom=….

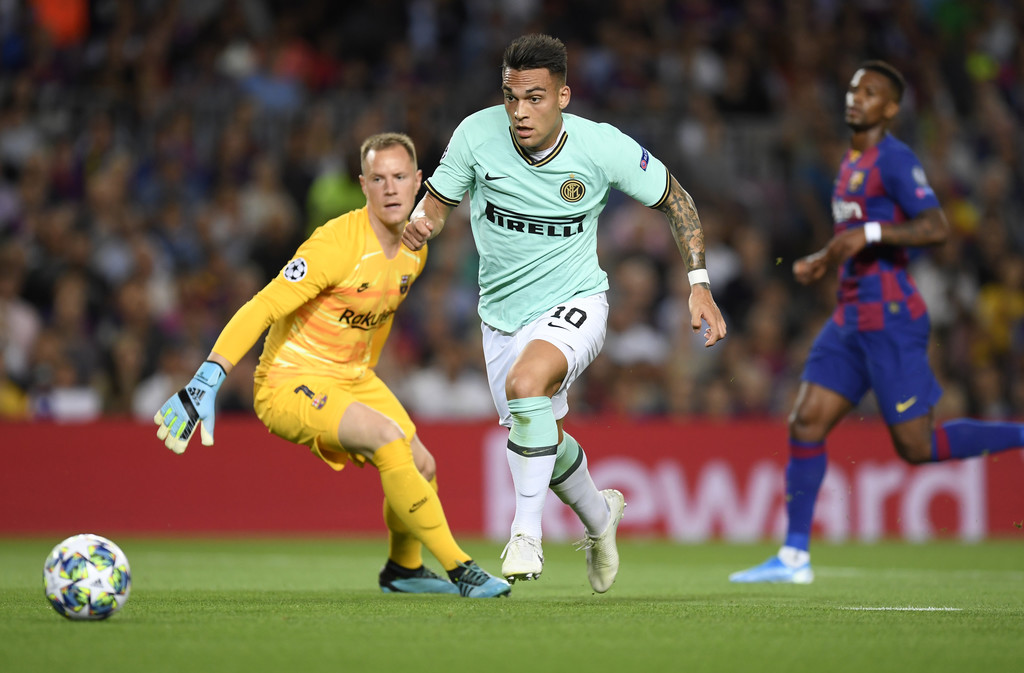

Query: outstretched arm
left=655, top=175, right=727, bottom=347
left=154, top=269, right=314, bottom=453
left=154, top=336, right=244, bottom=454
left=403, top=191, right=455, bottom=251
left=793, top=207, right=949, bottom=285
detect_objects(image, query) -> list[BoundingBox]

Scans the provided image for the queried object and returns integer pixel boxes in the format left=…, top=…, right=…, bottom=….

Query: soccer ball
left=43, top=534, right=132, bottom=620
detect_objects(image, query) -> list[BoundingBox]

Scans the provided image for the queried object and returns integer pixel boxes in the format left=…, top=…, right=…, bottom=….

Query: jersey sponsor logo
left=640, top=147, right=650, bottom=171
left=282, top=257, right=308, bottom=282
left=831, top=199, right=863, bottom=223
left=338, top=307, right=394, bottom=330
left=485, top=172, right=508, bottom=181
left=848, top=171, right=865, bottom=192
left=560, top=178, right=585, bottom=203
left=895, top=396, right=917, bottom=414
left=484, top=201, right=585, bottom=237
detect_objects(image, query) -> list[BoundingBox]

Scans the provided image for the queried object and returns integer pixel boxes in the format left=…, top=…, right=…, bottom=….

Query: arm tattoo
left=878, top=208, right=950, bottom=247
left=656, top=176, right=706, bottom=273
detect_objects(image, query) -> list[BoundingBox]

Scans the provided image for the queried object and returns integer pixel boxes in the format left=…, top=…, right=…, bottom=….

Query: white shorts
left=481, top=292, right=608, bottom=428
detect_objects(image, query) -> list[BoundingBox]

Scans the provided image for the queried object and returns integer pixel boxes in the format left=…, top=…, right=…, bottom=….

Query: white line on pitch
left=838, top=606, right=962, bottom=611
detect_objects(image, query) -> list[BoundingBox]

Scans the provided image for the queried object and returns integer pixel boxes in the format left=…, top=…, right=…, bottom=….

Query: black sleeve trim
left=424, top=180, right=462, bottom=207
left=650, top=169, right=672, bottom=209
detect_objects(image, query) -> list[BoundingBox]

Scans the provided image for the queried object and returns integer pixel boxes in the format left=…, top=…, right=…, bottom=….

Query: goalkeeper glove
left=154, top=361, right=226, bottom=454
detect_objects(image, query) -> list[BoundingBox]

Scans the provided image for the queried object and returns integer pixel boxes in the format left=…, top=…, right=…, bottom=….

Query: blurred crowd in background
left=1, top=0, right=1023, bottom=425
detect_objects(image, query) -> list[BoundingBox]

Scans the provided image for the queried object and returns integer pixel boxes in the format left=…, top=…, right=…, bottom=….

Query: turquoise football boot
left=729, top=556, right=814, bottom=584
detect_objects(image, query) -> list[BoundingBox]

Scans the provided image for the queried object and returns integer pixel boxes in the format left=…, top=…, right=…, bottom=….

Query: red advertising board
left=2, top=417, right=1022, bottom=541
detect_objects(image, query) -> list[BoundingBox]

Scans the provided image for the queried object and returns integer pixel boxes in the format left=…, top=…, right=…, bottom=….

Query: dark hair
left=859, top=60, right=905, bottom=102
left=360, top=132, right=417, bottom=173
left=502, top=34, right=567, bottom=81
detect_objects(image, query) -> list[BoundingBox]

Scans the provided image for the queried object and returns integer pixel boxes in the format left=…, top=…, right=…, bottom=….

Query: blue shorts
left=802, top=313, right=942, bottom=425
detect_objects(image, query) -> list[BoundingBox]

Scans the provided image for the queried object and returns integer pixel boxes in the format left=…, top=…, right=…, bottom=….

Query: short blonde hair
left=360, top=132, right=417, bottom=174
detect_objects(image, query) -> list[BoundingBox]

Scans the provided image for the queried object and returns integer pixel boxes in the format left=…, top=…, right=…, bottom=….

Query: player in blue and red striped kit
left=730, top=60, right=1024, bottom=583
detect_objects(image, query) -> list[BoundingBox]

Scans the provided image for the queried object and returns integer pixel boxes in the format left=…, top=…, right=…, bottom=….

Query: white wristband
left=688, top=269, right=710, bottom=287
left=863, top=221, right=882, bottom=244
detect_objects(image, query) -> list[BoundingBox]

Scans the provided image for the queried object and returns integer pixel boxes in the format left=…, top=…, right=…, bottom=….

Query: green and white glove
left=154, top=361, right=226, bottom=454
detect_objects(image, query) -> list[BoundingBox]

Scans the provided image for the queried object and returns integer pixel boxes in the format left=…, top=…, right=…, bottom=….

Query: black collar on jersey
left=508, top=127, right=568, bottom=167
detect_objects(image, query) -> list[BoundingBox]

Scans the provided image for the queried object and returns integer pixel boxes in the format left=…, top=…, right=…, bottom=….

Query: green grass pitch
left=2, top=538, right=1022, bottom=673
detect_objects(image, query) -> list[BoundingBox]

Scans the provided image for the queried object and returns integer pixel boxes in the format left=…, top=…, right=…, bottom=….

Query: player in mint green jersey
left=403, top=33, right=727, bottom=592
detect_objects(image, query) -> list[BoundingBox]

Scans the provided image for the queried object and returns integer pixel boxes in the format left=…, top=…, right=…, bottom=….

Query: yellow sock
left=373, top=439, right=468, bottom=571
left=383, top=476, right=439, bottom=569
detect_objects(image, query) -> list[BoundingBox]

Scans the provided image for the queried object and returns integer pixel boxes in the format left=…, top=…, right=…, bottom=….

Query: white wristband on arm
left=863, top=221, right=882, bottom=244
left=688, top=269, right=710, bottom=287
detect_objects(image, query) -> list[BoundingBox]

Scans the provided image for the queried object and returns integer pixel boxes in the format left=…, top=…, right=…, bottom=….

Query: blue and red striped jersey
left=829, top=133, right=940, bottom=330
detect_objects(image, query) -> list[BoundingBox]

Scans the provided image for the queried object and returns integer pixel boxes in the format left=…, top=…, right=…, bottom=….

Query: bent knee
left=505, top=371, right=550, bottom=400
left=889, top=423, right=935, bottom=464
left=788, top=409, right=826, bottom=443
left=366, top=424, right=406, bottom=452
left=412, top=441, right=437, bottom=481
left=893, top=440, right=932, bottom=465
left=417, top=461, right=436, bottom=482
left=348, top=422, right=408, bottom=462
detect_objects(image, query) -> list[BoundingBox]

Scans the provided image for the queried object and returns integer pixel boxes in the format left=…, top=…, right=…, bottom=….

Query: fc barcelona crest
left=399, top=274, right=410, bottom=294
left=847, top=171, right=865, bottom=192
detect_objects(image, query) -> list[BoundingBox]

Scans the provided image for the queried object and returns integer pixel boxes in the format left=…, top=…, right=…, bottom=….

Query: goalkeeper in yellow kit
left=154, top=132, right=510, bottom=598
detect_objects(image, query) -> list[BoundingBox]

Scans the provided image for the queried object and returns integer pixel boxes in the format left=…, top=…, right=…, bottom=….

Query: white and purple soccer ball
left=43, top=534, right=132, bottom=620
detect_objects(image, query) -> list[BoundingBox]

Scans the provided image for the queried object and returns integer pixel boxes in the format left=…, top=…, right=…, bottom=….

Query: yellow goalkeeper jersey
left=211, top=207, right=426, bottom=386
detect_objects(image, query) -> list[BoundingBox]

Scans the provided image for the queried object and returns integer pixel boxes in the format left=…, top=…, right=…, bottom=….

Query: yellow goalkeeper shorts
left=253, top=371, right=416, bottom=471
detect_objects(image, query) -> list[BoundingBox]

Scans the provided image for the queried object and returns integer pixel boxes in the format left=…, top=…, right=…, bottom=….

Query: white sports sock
left=506, top=397, right=558, bottom=539
left=507, top=450, right=556, bottom=538
left=778, top=545, right=811, bottom=568
left=550, top=450, right=609, bottom=535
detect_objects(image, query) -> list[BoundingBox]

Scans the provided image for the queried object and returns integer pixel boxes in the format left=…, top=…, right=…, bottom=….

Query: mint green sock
left=507, top=396, right=558, bottom=455
left=551, top=432, right=584, bottom=484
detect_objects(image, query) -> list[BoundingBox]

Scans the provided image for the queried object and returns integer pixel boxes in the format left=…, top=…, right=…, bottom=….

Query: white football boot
left=500, top=533, right=544, bottom=582
left=576, top=489, right=626, bottom=593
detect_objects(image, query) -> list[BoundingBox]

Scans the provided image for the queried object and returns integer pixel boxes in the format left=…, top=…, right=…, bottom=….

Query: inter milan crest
left=399, top=274, right=410, bottom=294
left=283, top=257, right=308, bottom=282
left=560, top=178, right=585, bottom=203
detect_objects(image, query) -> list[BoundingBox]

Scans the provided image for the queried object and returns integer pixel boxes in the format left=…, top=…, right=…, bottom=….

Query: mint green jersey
left=424, top=105, right=671, bottom=332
